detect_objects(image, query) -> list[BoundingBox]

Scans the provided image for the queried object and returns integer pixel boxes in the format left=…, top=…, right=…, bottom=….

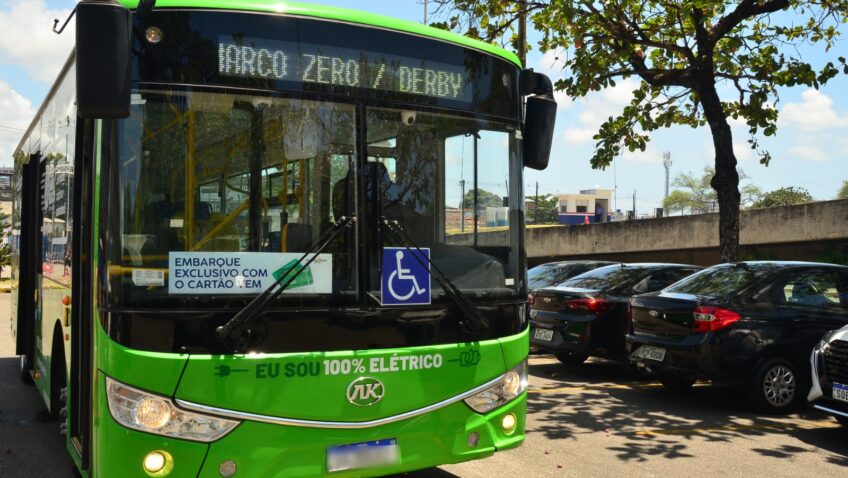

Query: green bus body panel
left=175, top=335, right=520, bottom=421
left=116, top=0, right=521, bottom=66
left=95, top=324, right=188, bottom=395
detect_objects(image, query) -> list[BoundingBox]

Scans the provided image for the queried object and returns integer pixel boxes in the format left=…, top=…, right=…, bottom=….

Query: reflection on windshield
left=558, top=265, right=645, bottom=291
left=365, top=108, right=518, bottom=298
left=666, top=264, right=776, bottom=297
left=105, top=91, right=521, bottom=307
left=108, top=90, right=356, bottom=306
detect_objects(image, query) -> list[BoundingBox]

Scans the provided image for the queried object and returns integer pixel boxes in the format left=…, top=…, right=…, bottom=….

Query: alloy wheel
left=762, top=365, right=796, bottom=408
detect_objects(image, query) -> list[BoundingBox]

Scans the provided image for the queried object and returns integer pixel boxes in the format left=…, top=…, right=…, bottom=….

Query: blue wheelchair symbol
left=381, top=247, right=431, bottom=305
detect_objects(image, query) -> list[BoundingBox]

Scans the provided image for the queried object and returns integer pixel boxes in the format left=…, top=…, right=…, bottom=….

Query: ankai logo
left=346, top=377, right=385, bottom=406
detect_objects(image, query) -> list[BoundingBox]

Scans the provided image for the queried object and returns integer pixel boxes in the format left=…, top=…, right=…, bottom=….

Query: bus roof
left=118, top=0, right=521, bottom=66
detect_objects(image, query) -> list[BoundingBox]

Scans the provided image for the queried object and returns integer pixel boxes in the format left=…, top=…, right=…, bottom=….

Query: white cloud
left=562, top=127, right=594, bottom=145
left=0, top=79, right=35, bottom=160
left=789, top=144, right=829, bottom=162
left=733, top=141, right=754, bottom=162
left=537, top=48, right=566, bottom=77
left=561, top=78, right=639, bottom=145
left=0, top=0, right=75, bottom=83
left=780, top=89, right=848, bottom=132
left=621, top=144, right=663, bottom=164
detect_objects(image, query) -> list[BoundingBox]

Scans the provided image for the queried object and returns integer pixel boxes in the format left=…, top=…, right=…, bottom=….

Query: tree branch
left=711, top=0, right=791, bottom=43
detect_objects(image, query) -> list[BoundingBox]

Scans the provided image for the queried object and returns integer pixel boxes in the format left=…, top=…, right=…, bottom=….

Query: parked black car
left=809, top=324, right=848, bottom=426
left=528, top=260, right=616, bottom=291
left=628, top=261, right=848, bottom=413
left=530, top=263, right=702, bottom=364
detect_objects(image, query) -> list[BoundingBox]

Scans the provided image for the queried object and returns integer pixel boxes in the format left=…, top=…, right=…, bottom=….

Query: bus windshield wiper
left=380, top=218, right=489, bottom=334
left=215, top=216, right=356, bottom=352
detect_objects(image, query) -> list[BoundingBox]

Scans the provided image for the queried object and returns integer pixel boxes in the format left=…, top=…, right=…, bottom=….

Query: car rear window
left=557, top=265, right=649, bottom=290
left=665, top=264, right=776, bottom=297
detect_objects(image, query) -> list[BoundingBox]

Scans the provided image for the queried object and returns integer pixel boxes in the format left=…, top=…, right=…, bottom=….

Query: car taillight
left=564, top=297, right=611, bottom=315
left=692, top=306, right=741, bottom=333
left=528, top=294, right=535, bottom=307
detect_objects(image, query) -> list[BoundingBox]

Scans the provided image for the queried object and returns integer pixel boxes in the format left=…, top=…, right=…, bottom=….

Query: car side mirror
left=521, top=70, right=557, bottom=171
left=76, top=0, right=132, bottom=119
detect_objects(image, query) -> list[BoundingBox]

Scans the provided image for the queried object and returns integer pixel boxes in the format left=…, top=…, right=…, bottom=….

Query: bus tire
left=50, top=329, right=67, bottom=420
left=19, top=354, right=34, bottom=384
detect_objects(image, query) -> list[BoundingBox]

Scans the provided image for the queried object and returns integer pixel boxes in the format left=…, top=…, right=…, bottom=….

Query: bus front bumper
left=95, top=385, right=525, bottom=477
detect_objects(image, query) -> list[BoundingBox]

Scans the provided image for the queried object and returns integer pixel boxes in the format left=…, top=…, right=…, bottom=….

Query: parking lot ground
left=438, top=356, right=848, bottom=477
left=2, top=289, right=846, bottom=478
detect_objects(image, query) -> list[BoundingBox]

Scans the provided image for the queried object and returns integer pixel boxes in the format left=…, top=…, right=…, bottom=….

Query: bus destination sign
left=218, top=37, right=472, bottom=102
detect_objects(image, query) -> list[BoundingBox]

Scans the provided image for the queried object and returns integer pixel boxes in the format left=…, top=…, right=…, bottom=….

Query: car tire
left=19, top=354, right=34, bottom=384
left=659, top=376, right=695, bottom=391
left=555, top=352, right=589, bottom=365
left=748, top=357, right=804, bottom=414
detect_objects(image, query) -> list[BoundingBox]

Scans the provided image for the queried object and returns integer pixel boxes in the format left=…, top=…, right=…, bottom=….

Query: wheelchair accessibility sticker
left=381, top=247, right=431, bottom=306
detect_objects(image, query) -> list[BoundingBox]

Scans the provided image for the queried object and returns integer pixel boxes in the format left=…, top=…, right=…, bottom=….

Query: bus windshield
left=104, top=89, right=520, bottom=308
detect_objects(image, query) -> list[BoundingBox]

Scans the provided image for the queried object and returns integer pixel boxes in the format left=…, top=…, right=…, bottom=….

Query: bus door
left=69, top=119, right=94, bottom=469
left=15, top=153, right=41, bottom=377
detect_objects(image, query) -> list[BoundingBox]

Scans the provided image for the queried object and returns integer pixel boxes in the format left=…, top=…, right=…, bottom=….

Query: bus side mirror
left=76, top=0, right=132, bottom=119
left=521, top=70, right=557, bottom=171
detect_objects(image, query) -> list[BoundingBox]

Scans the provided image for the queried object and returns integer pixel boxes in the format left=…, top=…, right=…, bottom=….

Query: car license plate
left=635, top=345, right=666, bottom=362
left=327, top=439, right=399, bottom=473
left=533, top=327, right=554, bottom=341
left=833, top=383, right=848, bottom=403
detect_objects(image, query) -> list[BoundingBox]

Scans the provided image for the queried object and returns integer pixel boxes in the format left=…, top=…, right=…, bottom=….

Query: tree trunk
left=698, top=81, right=740, bottom=263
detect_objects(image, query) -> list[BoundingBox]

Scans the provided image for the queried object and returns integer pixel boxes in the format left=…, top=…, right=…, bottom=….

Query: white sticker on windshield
left=168, top=252, right=332, bottom=295
left=133, top=269, right=165, bottom=287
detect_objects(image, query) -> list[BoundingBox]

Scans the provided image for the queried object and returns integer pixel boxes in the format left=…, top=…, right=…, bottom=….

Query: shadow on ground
left=527, top=357, right=848, bottom=464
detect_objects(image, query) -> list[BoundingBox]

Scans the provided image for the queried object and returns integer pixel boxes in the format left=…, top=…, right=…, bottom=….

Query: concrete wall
left=521, top=199, right=848, bottom=266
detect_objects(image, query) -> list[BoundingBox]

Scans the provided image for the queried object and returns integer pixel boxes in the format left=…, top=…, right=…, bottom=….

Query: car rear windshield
left=665, top=264, right=777, bottom=297
left=556, top=265, right=648, bottom=291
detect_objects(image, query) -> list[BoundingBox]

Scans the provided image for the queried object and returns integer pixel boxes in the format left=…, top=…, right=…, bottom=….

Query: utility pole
left=459, top=179, right=465, bottom=232
left=632, top=190, right=636, bottom=219
left=663, top=151, right=672, bottom=198
left=518, top=0, right=527, bottom=66
left=423, top=0, right=428, bottom=24
left=534, top=181, right=539, bottom=224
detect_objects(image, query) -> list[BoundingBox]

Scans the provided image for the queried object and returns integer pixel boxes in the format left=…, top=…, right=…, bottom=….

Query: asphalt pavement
left=1, top=291, right=846, bottom=477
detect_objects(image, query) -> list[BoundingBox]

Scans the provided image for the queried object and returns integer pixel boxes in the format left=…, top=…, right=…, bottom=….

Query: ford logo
left=346, top=377, right=385, bottom=406
left=649, top=310, right=659, bottom=317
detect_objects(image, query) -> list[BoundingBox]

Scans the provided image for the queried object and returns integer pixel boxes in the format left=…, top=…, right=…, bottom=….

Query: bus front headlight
left=464, top=361, right=528, bottom=413
left=106, top=377, right=240, bottom=442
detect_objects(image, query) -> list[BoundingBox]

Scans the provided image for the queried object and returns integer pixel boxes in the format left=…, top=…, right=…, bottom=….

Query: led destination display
left=218, top=37, right=472, bottom=102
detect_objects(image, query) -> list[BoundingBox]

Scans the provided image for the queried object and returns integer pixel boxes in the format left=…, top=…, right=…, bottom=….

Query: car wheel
left=748, top=357, right=803, bottom=413
left=555, top=352, right=589, bottom=365
left=19, top=354, right=33, bottom=384
left=659, top=376, right=695, bottom=391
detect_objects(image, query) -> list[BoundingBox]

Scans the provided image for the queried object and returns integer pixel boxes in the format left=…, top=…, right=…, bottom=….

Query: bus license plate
left=833, top=383, right=848, bottom=403
left=635, top=345, right=666, bottom=362
left=533, top=328, right=554, bottom=341
left=327, top=439, right=399, bottom=473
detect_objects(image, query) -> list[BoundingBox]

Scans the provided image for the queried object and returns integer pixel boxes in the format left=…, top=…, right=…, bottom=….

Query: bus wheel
left=19, top=354, right=34, bottom=384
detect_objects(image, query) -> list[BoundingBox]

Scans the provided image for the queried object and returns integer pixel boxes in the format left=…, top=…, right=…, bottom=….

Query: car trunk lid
left=630, top=292, right=702, bottom=340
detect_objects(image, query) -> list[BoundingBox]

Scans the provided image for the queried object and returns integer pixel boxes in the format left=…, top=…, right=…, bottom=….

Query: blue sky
left=1, top=0, right=846, bottom=214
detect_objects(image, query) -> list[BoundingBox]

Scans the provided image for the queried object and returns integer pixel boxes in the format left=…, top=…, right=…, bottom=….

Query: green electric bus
left=10, top=1, right=556, bottom=476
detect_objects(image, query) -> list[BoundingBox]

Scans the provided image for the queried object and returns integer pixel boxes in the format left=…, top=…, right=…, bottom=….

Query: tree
left=838, top=180, right=848, bottom=200
left=432, top=0, right=848, bottom=262
left=663, top=167, right=760, bottom=214
left=463, top=188, right=504, bottom=209
left=527, top=194, right=559, bottom=223
left=751, top=186, right=814, bottom=208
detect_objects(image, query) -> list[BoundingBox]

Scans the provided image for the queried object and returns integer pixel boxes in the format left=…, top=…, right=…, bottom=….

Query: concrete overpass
left=524, top=199, right=848, bottom=266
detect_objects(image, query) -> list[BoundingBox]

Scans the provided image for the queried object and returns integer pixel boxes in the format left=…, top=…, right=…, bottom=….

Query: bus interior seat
left=265, top=223, right=313, bottom=252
